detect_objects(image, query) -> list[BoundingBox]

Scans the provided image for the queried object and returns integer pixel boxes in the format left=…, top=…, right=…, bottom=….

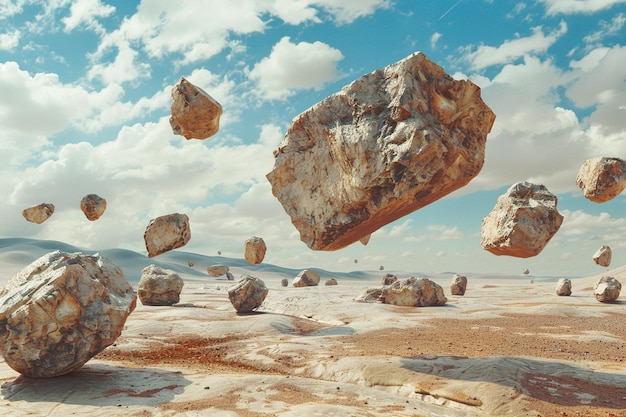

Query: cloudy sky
left=1, top=0, right=626, bottom=276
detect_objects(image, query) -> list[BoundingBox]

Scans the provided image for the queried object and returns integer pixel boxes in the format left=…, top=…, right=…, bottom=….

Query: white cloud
left=559, top=209, right=626, bottom=237
left=583, top=13, right=625, bottom=45
left=312, top=0, right=391, bottom=24
left=430, top=32, right=442, bottom=49
left=88, top=40, right=151, bottom=85
left=247, top=36, right=344, bottom=100
left=0, top=28, right=19, bottom=50
left=540, top=0, right=626, bottom=15
left=62, top=0, right=115, bottom=34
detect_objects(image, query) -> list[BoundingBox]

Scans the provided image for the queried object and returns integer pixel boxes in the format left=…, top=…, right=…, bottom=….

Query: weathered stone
left=355, top=288, right=385, bottom=303
left=207, top=264, right=229, bottom=277
left=358, top=277, right=447, bottom=307
left=22, top=203, right=55, bottom=224
left=137, top=265, right=184, bottom=306
left=594, top=276, right=621, bottom=303
left=281, top=278, right=289, bottom=287
left=0, top=251, right=136, bottom=378
left=555, top=278, right=572, bottom=296
left=382, top=273, right=398, bottom=285
left=576, top=157, right=626, bottom=203
left=325, top=278, right=338, bottom=286
left=379, top=265, right=384, bottom=271
left=144, top=213, right=191, bottom=258
left=359, top=234, right=371, bottom=245
left=187, top=260, right=194, bottom=267
left=292, top=270, right=320, bottom=287
left=80, top=194, right=106, bottom=221
left=481, top=182, right=563, bottom=258
left=227, top=275, right=268, bottom=313
left=266, top=52, right=495, bottom=251
left=244, top=236, right=267, bottom=265
left=450, top=274, right=467, bottom=296
left=226, top=272, right=235, bottom=281
left=169, top=77, right=222, bottom=140
left=522, top=268, right=530, bottom=275
left=593, top=245, right=612, bottom=267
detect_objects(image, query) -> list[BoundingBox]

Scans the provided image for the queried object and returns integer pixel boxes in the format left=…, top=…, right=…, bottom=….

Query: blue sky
left=1, top=0, right=626, bottom=277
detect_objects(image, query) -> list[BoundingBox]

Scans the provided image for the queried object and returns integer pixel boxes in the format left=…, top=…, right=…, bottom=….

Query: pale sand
left=0, top=244, right=625, bottom=416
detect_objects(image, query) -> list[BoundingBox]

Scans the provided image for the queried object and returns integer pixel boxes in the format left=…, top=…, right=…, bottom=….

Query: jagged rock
left=227, top=275, right=268, bottom=313
left=522, top=268, right=530, bottom=275
left=325, top=278, right=338, bottom=286
left=382, top=273, right=398, bottom=285
left=576, top=157, right=626, bottom=203
left=357, top=277, right=447, bottom=307
left=244, top=236, right=267, bottom=265
left=266, top=52, right=495, bottom=251
left=481, top=182, right=563, bottom=258
left=281, top=278, right=289, bottom=287
left=80, top=194, right=106, bottom=221
left=22, top=203, right=55, bottom=224
left=593, top=245, right=612, bottom=267
left=0, top=251, right=136, bottom=378
left=226, top=272, right=235, bottom=281
left=359, top=234, right=371, bottom=245
left=450, top=274, right=468, bottom=296
left=594, top=276, right=621, bottom=303
left=137, top=265, right=184, bottom=306
left=355, top=288, right=385, bottom=303
left=207, top=264, right=229, bottom=277
left=292, top=270, right=320, bottom=287
left=555, top=278, right=572, bottom=296
left=169, top=77, right=222, bottom=140
left=144, top=213, right=191, bottom=258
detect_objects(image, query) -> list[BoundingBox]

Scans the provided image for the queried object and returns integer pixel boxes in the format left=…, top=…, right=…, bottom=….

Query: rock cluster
left=481, top=181, right=563, bottom=258
left=357, top=277, right=447, bottom=307
left=576, top=157, right=626, bottom=203
left=80, top=194, right=107, bottom=221
left=227, top=275, right=268, bottom=313
left=170, top=77, right=222, bottom=140
left=594, top=276, right=621, bottom=303
left=450, top=274, right=468, bottom=296
left=244, top=236, right=266, bottom=265
left=207, top=264, right=229, bottom=277
left=593, top=245, right=612, bottom=267
left=266, top=52, right=495, bottom=251
left=22, top=203, right=55, bottom=224
left=0, top=251, right=136, bottom=378
left=555, top=278, right=572, bottom=296
left=293, top=270, right=320, bottom=287
left=144, top=213, right=191, bottom=257
left=137, top=265, right=184, bottom=306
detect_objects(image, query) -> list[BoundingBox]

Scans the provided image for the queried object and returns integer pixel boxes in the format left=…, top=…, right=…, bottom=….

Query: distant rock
left=144, top=213, right=191, bottom=258
left=0, top=251, right=136, bottom=377
left=244, top=236, right=266, bottom=265
left=187, top=260, right=194, bottom=267
left=481, top=182, right=563, bottom=258
left=281, top=278, right=289, bottom=287
left=450, top=274, right=468, bottom=296
left=555, top=278, right=572, bottom=296
left=357, top=277, right=447, bottom=307
left=207, top=264, right=229, bottom=277
left=325, top=278, right=338, bottom=286
left=169, top=77, right=222, bottom=140
left=292, top=270, right=320, bottom=287
left=22, top=203, right=54, bottom=224
left=576, top=157, right=626, bottom=203
left=226, top=271, right=235, bottom=281
left=594, top=276, right=621, bottom=303
left=80, top=194, right=107, bottom=221
left=382, top=273, right=398, bottom=285
left=227, top=275, right=268, bottom=313
left=379, top=265, right=384, bottom=271
left=266, top=52, right=495, bottom=251
left=522, top=268, right=530, bottom=275
left=593, top=245, right=612, bottom=267
left=138, top=265, right=184, bottom=306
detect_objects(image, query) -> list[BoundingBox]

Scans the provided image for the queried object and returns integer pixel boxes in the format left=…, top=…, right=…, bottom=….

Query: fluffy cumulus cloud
left=62, top=0, right=115, bottom=33
left=540, top=0, right=626, bottom=15
left=0, top=29, right=20, bottom=50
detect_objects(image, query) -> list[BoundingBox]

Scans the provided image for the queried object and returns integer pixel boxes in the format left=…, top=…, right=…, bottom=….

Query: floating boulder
left=576, top=157, right=626, bottom=203
left=22, top=203, right=55, bottom=224
left=80, top=194, right=106, bottom=221
left=244, top=236, right=267, bottom=265
left=555, top=278, right=572, bottom=296
left=358, top=277, right=447, bottom=307
left=266, top=52, right=495, bottom=251
left=325, top=278, right=338, bottom=286
left=137, top=265, right=184, bottom=306
left=481, top=182, right=563, bottom=258
left=450, top=274, right=468, bottom=296
left=594, top=276, right=621, bottom=303
left=144, top=213, right=191, bottom=257
left=0, top=251, right=136, bottom=378
left=382, top=273, right=398, bottom=285
left=170, top=77, right=222, bottom=140
left=593, top=245, right=612, bottom=267
left=227, top=275, right=268, bottom=313
left=522, top=268, right=530, bottom=275
left=292, top=270, right=320, bottom=287
left=207, top=264, right=229, bottom=277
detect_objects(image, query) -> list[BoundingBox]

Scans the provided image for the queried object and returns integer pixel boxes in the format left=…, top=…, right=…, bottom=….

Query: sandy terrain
left=0, top=243, right=625, bottom=416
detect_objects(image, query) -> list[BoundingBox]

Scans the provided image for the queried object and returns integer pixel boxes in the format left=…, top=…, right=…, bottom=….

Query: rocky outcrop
left=481, top=182, right=563, bottom=258
left=357, top=277, right=447, bottom=307
left=227, top=275, right=268, bottom=313
left=22, top=203, right=55, bottom=224
left=266, top=52, right=495, bottom=251
left=555, top=278, right=572, bottom=296
left=144, top=213, right=191, bottom=257
left=576, top=157, right=626, bottom=203
left=382, top=273, right=398, bottom=285
left=292, top=270, right=320, bottom=287
left=137, top=265, right=184, bottom=306
left=0, top=251, right=136, bottom=377
left=594, top=276, right=621, bottom=303
left=450, top=274, right=467, bottom=296
left=170, top=77, right=222, bottom=140
left=244, top=236, right=266, bottom=265
left=80, top=194, right=106, bottom=221
left=207, top=264, right=229, bottom=277
left=593, top=245, right=612, bottom=267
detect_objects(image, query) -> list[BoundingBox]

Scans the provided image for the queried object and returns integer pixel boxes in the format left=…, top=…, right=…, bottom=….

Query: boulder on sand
left=266, top=52, right=495, bottom=251
left=450, top=274, right=468, bottom=296
left=358, top=277, right=447, bottom=307
left=576, top=157, right=626, bottom=203
left=293, top=270, right=321, bottom=287
left=138, top=265, right=184, bottom=306
left=555, top=278, right=572, bottom=296
left=144, top=213, right=191, bottom=258
left=169, top=77, right=222, bottom=140
left=22, top=203, right=55, bottom=224
left=207, top=264, right=229, bottom=277
left=594, top=276, right=621, bottom=303
left=227, top=275, right=268, bottom=313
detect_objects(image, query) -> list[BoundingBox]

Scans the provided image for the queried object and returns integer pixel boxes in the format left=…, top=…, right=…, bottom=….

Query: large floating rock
left=450, top=274, right=468, bottom=296
left=0, top=251, right=136, bottom=378
left=594, top=276, right=621, bottom=303
left=593, top=245, right=612, bottom=267
left=357, top=277, right=447, bottom=307
left=80, top=194, right=107, bottom=221
left=555, top=278, right=572, bottom=296
left=138, top=265, right=184, bottom=306
left=292, top=270, right=320, bottom=287
left=266, top=52, right=495, bottom=251
left=244, top=236, right=267, bottom=265
left=22, top=203, right=55, bottom=224
left=144, top=213, right=191, bottom=258
left=227, top=275, right=268, bottom=313
left=169, top=77, right=222, bottom=140
left=576, top=157, right=626, bottom=203
left=481, top=182, right=564, bottom=258
left=207, top=264, right=229, bottom=277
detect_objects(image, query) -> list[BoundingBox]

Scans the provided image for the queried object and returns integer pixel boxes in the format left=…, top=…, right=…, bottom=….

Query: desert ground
left=0, top=240, right=625, bottom=416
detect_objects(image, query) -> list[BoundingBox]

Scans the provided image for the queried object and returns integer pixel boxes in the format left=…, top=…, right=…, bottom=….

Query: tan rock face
left=244, top=236, right=267, bottom=265
left=292, top=269, right=320, bottom=287
left=450, top=274, right=468, bottom=296
left=594, top=276, right=621, bottom=303
left=207, top=264, right=229, bottom=277
left=266, top=52, right=495, bottom=251
left=22, top=203, right=55, bottom=224
left=382, top=273, right=398, bottom=285
left=144, top=213, right=191, bottom=258
left=593, top=245, right=612, bottom=267
left=137, top=265, right=184, bottom=306
left=555, top=278, right=572, bottom=296
left=325, top=278, right=338, bottom=286
left=576, top=157, right=626, bottom=203
left=358, top=277, right=447, bottom=307
left=227, top=275, right=268, bottom=313
left=80, top=194, right=107, bottom=221
left=169, top=77, right=222, bottom=140
left=0, top=251, right=136, bottom=378
left=481, top=182, right=564, bottom=258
